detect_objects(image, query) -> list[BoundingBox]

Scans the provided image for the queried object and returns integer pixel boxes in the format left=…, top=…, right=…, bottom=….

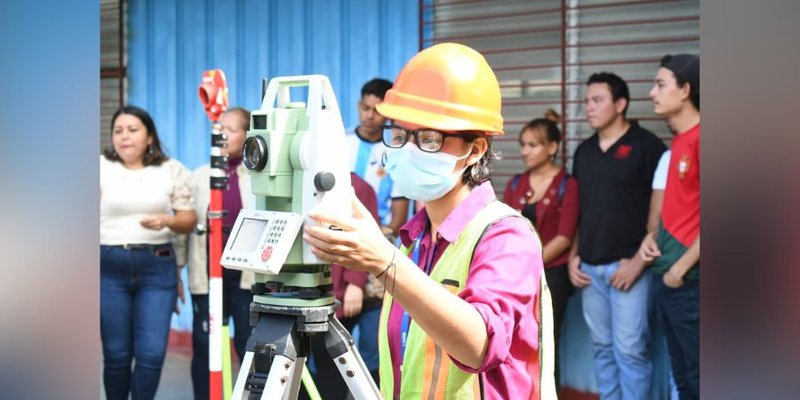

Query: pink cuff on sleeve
left=448, top=302, right=512, bottom=373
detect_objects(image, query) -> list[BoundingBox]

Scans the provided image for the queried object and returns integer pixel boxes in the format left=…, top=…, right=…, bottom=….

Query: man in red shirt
left=640, top=53, right=700, bottom=400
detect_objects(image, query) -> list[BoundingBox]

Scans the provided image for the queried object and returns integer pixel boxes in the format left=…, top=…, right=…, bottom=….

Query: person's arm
left=140, top=210, right=197, bottom=233
left=647, top=189, right=664, bottom=234
left=542, top=236, right=572, bottom=265
left=170, top=232, right=188, bottom=314
left=566, top=150, right=591, bottom=287
left=567, top=231, right=591, bottom=287
left=664, top=236, right=700, bottom=288
left=378, top=248, right=490, bottom=369
left=544, top=176, right=578, bottom=264
left=141, top=161, right=199, bottom=234
left=639, top=230, right=661, bottom=264
left=386, top=197, right=410, bottom=235
left=341, top=269, right=367, bottom=317
left=564, top=177, right=590, bottom=286
left=303, top=194, right=493, bottom=369
left=610, top=250, right=647, bottom=291
left=611, top=181, right=651, bottom=293
left=647, top=150, right=670, bottom=233
left=568, top=232, right=579, bottom=260
left=629, top=194, right=661, bottom=282
left=637, top=150, right=670, bottom=264
left=339, top=175, right=378, bottom=317
left=610, top=143, right=668, bottom=290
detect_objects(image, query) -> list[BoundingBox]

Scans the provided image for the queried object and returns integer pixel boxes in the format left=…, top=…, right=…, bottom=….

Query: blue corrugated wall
left=127, top=0, right=418, bottom=331
left=128, top=0, right=419, bottom=171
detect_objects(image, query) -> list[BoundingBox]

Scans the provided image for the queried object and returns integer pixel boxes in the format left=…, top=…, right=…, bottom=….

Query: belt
left=105, top=243, right=164, bottom=250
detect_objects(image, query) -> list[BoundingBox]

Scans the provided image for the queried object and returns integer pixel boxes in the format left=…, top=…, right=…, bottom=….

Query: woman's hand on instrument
left=303, top=192, right=396, bottom=275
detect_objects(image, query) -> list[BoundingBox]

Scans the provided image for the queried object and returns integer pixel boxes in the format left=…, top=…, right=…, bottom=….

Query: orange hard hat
left=376, top=42, right=504, bottom=135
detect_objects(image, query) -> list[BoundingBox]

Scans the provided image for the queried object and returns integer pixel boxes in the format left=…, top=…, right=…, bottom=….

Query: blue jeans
left=100, top=244, right=178, bottom=400
left=356, top=305, right=381, bottom=383
left=581, top=261, right=653, bottom=400
left=653, top=275, right=699, bottom=400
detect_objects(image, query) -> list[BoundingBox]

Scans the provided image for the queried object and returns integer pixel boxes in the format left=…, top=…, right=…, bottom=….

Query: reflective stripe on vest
left=378, top=200, right=557, bottom=399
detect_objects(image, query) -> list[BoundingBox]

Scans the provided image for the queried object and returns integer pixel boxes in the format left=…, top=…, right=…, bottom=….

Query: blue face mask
left=384, top=144, right=472, bottom=202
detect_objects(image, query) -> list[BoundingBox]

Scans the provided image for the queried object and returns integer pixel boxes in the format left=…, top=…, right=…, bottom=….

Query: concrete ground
left=135, top=351, right=596, bottom=400
left=100, top=332, right=598, bottom=400
left=155, top=348, right=197, bottom=400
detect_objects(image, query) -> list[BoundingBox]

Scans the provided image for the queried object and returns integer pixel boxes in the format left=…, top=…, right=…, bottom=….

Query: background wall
left=126, top=0, right=419, bottom=171
left=122, top=0, right=418, bottom=331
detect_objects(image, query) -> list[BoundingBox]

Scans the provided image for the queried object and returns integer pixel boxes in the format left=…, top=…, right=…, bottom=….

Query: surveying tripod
left=231, top=268, right=381, bottom=400
left=222, top=75, right=381, bottom=399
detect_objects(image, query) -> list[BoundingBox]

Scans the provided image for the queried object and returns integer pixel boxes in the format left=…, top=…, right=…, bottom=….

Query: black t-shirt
left=572, top=121, right=666, bottom=264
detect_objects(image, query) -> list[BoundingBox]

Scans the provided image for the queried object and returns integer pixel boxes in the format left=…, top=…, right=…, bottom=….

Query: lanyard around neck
left=400, top=228, right=429, bottom=363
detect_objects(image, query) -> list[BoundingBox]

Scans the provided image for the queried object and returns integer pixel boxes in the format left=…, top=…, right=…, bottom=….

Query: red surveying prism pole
left=198, top=69, right=229, bottom=400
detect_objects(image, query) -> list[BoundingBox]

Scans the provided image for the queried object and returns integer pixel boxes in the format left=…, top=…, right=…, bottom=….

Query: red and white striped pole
left=198, top=69, right=229, bottom=400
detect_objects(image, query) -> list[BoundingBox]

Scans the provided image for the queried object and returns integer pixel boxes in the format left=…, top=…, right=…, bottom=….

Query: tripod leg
left=232, top=351, right=253, bottom=399
left=280, top=356, right=305, bottom=400
left=259, top=354, right=298, bottom=400
left=230, top=313, right=302, bottom=400
left=323, top=317, right=382, bottom=399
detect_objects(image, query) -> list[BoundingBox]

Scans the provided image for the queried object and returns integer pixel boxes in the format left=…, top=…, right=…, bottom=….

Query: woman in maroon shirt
left=502, top=109, right=579, bottom=388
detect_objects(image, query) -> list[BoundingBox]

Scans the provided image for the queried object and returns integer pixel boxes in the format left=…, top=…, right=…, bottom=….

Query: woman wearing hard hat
left=303, top=43, right=555, bottom=399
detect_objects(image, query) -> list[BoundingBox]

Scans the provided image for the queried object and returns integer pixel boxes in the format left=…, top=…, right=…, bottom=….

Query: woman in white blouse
left=99, top=106, right=197, bottom=400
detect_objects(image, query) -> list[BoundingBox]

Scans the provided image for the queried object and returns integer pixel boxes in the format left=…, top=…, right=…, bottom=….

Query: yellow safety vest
left=377, top=200, right=557, bottom=399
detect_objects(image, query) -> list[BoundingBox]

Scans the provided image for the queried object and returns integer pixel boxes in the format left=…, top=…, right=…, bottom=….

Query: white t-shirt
left=652, top=150, right=672, bottom=190
left=345, top=127, right=401, bottom=225
left=100, top=156, right=195, bottom=245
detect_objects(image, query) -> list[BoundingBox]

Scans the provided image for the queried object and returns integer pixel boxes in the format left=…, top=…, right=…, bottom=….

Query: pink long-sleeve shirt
left=387, top=181, right=544, bottom=399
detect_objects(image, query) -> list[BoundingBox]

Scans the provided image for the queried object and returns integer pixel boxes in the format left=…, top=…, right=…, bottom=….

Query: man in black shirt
left=568, top=72, right=666, bottom=400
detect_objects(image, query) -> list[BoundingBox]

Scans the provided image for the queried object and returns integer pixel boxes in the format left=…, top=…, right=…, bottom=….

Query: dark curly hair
left=461, top=134, right=498, bottom=188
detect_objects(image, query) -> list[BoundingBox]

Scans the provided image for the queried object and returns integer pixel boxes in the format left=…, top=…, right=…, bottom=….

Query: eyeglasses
left=380, top=125, right=476, bottom=153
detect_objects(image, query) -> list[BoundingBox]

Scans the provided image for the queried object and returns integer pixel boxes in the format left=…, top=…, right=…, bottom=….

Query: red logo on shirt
left=615, top=144, right=633, bottom=159
left=678, top=154, right=691, bottom=180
